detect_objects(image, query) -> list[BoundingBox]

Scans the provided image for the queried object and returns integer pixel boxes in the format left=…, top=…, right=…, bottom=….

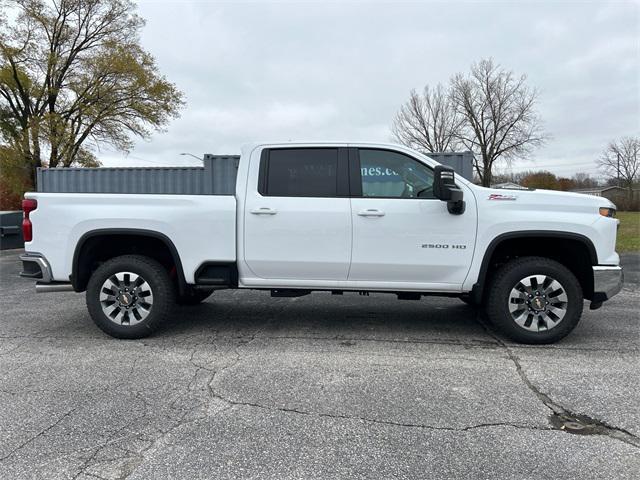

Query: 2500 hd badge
left=421, top=244, right=467, bottom=249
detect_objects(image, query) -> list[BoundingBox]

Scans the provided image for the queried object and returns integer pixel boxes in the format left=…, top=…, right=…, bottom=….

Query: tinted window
left=265, top=148, right=338, bottom=197
left=359, top=149, right=435, bottom=199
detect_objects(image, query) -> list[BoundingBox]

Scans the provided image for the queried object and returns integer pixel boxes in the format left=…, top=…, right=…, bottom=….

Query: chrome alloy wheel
left=508, top=274, right=568, bottom=332
left=99, top=272, right=154, bottom=326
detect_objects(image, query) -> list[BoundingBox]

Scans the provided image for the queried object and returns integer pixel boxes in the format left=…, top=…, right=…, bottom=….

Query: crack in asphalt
left=188, top=299, right=640, bottom=448
left=89, top=402, right=210, bottom=480
left=199, top=311, right=556, bottom=436
left=1, top=331, right=638, bottom=355
left=2, top=289, right=639, bottom=478
left=70, top=391, right=149, bottom=480
left=253, top=334, right=499, bottom=349
left=475, top=316, right=640, bottom=449
left=82, top=473, right=110, bottom=480
left=63, top=436, right=137, bottom=479
left=111, top=342, right=248, bottom=480
left=0, top=407, right=78, bottom=462
left=103, top=316, right=284, bottom=480
left=207, top=393, right=553, bottom=433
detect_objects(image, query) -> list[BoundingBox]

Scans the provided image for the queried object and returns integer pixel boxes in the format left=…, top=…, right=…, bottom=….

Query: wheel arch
left=72, top=228, right=187, bottom=294
left=471, top=231, right=597, bottom=303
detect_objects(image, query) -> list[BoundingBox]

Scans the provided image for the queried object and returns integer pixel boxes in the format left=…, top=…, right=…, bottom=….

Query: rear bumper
left=19, top=253, right=74, bottom=292
left=19, top=252, right=52, bottom=282
left=592, top=265, right=624, bottom=303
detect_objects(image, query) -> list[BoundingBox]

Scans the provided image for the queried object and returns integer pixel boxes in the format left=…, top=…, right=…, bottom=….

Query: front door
left=349, top=148, right=477, bottom=289
left=243, top=147, right=352, bottom=281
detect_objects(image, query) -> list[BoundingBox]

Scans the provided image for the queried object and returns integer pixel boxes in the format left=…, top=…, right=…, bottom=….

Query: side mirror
left=433, top=165, right=465, bottom=215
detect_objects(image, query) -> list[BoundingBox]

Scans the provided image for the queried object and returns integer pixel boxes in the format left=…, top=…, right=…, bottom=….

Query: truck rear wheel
left=86, top=255, right=175, bottom=339
left=486, top=256, right=583, bottom=344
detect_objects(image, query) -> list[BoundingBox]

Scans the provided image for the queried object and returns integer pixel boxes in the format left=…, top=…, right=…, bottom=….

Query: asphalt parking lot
left=1, top=249, right=638, bottom=479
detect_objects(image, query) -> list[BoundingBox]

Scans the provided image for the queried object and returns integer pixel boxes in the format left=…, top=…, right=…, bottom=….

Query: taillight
left=22, top=198, right=37, bottom=242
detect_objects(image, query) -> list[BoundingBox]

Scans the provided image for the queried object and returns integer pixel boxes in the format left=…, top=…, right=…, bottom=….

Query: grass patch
left=616, top=211, right=640, bottom=253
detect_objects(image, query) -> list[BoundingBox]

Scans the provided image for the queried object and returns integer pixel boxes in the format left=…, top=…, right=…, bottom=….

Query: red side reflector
left=22, top=199, right=38, bottom=242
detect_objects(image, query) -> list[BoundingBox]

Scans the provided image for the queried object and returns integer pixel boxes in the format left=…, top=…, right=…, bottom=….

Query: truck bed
left=24, top=192, right=237, bottom=284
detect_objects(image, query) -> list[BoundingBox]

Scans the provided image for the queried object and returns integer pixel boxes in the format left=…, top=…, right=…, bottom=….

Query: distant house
left=570, top=186, right=629, bottom=199
left=491, top=182, right=528, bottom=190
left=571, top=185, right=640, bottom=211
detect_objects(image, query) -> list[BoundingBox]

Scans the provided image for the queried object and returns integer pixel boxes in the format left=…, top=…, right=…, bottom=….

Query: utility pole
left=616, top=152, right=621, bottom=187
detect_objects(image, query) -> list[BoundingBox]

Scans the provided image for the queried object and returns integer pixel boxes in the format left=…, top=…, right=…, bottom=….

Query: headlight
left=599, top=207, right=616, bottom=218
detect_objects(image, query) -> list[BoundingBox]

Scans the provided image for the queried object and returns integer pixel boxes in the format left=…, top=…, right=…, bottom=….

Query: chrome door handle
left=250, top=207, right=277, bottom=215
left=357, top=209, right=385, bottom=217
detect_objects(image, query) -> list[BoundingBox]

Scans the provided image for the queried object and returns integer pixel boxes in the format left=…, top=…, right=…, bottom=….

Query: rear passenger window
left=264, top=148, right=338, bottom=197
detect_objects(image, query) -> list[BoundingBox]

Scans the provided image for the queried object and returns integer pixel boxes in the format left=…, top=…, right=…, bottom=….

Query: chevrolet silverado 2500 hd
left=19, top=142, right=623, bottom=343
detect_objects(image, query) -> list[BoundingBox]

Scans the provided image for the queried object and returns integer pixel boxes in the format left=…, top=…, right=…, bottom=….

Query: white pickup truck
left=20, top=142, right=623, bottom=343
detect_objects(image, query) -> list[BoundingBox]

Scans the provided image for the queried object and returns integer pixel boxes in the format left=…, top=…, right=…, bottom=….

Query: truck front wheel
left=486, top=256, right=583, bottom=344
left=86, top=255, right=175, bottom=339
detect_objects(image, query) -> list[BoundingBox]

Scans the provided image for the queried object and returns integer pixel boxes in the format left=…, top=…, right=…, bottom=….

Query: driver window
left=358, top=149, right=435, bottom=199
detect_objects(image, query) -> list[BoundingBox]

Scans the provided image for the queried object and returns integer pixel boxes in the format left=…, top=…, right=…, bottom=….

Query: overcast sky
left=103, top=0, right=640, bottom=178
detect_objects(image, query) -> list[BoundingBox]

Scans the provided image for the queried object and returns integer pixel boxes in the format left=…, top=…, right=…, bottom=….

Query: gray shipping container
left=428, top=151, right=475, bottom=182
left=36, top=150, right=475, bottom=194
left=37, top=155, right=240, bottom=195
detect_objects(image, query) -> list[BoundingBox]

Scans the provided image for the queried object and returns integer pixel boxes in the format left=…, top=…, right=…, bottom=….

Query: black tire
left=86, top=255, right=175, bottom=339
left=486, top=256, right=583, bottom=344
left=177, top=288, right=214, bottom=306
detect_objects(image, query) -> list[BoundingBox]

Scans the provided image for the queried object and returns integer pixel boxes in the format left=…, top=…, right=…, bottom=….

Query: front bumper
left=592, top=265, right=624, bottom=305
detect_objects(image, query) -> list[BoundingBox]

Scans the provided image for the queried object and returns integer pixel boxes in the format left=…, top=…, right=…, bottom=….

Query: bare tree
left=598, top=136, right=640, bottom=199
left=450, top=58, right=546, bottom=186
left=391, top=84, right=462, bottom=153
left=572, top=172, right=599, bottom=189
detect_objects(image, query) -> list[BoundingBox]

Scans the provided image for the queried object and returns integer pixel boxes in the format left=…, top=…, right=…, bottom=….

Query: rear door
left=349, top=148, right=477, bottom=288
left=243, top=147, right=352, bottom=281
